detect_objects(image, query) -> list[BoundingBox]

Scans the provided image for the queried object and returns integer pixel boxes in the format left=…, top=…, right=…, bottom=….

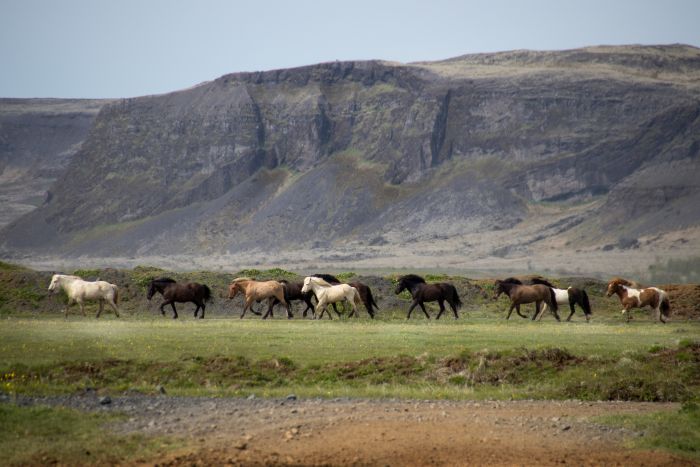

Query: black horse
left=279, top=280, right=316, bottom=317
left=395, top=274, right=461, bottom=319
left=147, top=277, right=212, bottom=319
left=312, top=274, right=379, bottom=319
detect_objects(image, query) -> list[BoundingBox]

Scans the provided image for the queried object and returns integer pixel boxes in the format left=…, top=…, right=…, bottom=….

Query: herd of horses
left=47, top=272, right=672, bottom=323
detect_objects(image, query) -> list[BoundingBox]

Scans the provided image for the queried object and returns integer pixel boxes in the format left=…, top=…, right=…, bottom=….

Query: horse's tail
left=447, top=284, right=462, bottom=310
left=548, top=287, right=558, bottom=312
left=202, top=285, right=212, bottom=303
left=113, top=286, right=119, bottom=305
left=580, top=289, right=591, bottom=315
left=367, top=287, right=379, bottom=313
left=660, top=292, right=671, bottom=317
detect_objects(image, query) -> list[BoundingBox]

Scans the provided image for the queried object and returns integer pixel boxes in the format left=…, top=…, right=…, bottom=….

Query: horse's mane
left=609, top=277, right=642, bottom=289
left=312, top=273, right=341, bottom=284
left=232, top=277, right=254, bottom=282
left=308, top=276, right=334, bottom=287
left=501, top=277, right=523, bottom=285
left=399, top=274, right=426, bottom=285
left=152, top=277, right=176, bottom=284
left=530, top=277, right=555, bottom=287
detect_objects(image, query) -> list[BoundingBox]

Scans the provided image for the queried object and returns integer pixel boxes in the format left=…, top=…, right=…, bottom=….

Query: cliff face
left=0, top=99, right=109, bottom=227
left=1, top=45, right=700, bottom=263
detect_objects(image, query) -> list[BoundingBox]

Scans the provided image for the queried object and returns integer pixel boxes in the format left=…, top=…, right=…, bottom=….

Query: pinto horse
left=48, top=274, right=120, bottom=318
left=493, top=279, right=559, bottom=321
left=312, top=274, right=379, bottom=318
left=606, top=278, right=670, bottom=323
left=301, top=277, right=361, bottom=319
left=394, top=274, right=461, bottom=319
left=508, top=278, right=592, bottom=322
left=228, top=277, right=291, bottom=319
left=147, top=277, right=211, bottom=319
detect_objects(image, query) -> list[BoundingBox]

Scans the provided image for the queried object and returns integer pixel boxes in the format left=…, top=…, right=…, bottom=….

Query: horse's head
left=492, top=280, right=505, bottom=300
left=301, top=277, right=313, bottom=294
left=48, top=274, right=61, bottom=293
left=605, top=279, right=625, bottom=297
left=146, top=281, right=156, bottom=300
left=227, top=282, right=242, bottom=299
left=394, top=278, right=406, bottom=295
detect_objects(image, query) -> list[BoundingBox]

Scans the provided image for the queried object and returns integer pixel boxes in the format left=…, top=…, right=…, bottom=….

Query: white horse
left=48, top=274, right=120, bottom=318
left=301, top=276, right=361, bottom=319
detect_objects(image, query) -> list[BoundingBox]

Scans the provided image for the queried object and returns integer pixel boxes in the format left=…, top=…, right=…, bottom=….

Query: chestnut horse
left=394, top=274, right=461, bottom=319
left=493, top=279, right=559, bottom=321
left=228, top=277, right=291, bottom=319
left=606, top=278, right=670, bottom=323
left=147, top=277, right=211, bottom=319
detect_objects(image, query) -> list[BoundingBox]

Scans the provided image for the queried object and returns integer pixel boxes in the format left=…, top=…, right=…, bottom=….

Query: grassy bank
left=1, top=318, right=698, bottom=401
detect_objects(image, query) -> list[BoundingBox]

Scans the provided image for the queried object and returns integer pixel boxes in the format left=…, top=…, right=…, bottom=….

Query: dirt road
left=20, top=394, right=692, bottom=466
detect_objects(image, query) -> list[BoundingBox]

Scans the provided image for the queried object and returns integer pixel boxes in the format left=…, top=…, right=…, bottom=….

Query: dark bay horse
left=394, top=274, right=461, bottom=319
left=493, top=279, right=559, bottom=321
left=147, top=277, right=212, bottom=319
left=279, top=280, right=316, bottom=317
left=312, top=274, right=378, bottom=319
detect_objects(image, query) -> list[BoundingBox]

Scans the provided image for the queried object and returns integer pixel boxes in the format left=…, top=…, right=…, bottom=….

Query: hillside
left=0, top=98, right=111, bottom=227
left=1, top=45, right=699, bottom=278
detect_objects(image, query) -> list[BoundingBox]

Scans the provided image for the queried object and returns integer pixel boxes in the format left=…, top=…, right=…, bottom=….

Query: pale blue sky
left=2, top=0, right=699, bottom=98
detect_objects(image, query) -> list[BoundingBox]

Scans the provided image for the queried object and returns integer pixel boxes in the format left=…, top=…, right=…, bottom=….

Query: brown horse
left=279, top=280, right=316, bottom=317
left=606, top=277, right=670, bottom=323
left=228, top=277, right=291, bottom=319
left=147, top=277, right=211, bottom=319
left=493, top=279, right=559, bottom=321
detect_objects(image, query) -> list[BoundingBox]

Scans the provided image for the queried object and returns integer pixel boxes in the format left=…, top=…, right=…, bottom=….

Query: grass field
left=1, top=315, right=698, bottom=400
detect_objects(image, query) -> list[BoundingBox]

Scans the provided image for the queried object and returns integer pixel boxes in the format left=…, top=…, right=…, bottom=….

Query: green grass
left=1, top=317, right=698, bottom=400
left=597, top=402, right=700, bottom=460
left=0, top=404, right=175, bottom=466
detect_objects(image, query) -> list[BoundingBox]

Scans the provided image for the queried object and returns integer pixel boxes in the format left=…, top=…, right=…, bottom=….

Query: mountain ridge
left=1, top=45, right=699, bottom=276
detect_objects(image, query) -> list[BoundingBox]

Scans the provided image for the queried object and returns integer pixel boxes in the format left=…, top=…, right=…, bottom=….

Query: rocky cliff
left=1, top=45, right=699, bottom=274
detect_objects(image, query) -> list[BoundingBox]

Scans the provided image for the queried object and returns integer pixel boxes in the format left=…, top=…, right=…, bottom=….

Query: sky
left=2, top=0, right=699, bottom=99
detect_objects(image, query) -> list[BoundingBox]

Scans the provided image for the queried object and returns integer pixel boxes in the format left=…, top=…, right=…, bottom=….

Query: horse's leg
left=159, top=301, right=167, bottom=316
left=506, top=303, right=516, bottom=320
left=78, top=300, right=87, bottom=318
left=515, top=303, right=528, bottom=319
left=550, top=302, right=561, bottom=322
left=240, top=297, right=254, bottom=319
left=193, top=301, right=200, bottom=319
left=436, top=300, right=446, bottom=320
left=406, top=301, right=419, bottom=319
left=263, top=298, right=275, bottom=319
left=449, top=299, right=459, bottom=319
left=531, top=302, right=540, bottom=321
left=332, top=302, right=342, bottom=318
left=200, top=302, right=205, bottom=319
left=171, top=302, right=178, bottom=319
left=96, top=299, right=104, bottom=318
left=419, top=302, right=430, bottom=319
left=566, top=301, right=575, bottom=322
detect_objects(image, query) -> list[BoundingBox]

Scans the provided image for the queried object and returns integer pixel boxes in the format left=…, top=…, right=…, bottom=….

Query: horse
left=493, top=279, right=559, bottom=321
left=394, top=274, right=461, bottom=320
left=47, top=274, right=120, bottom=318
left=605, top=277, right=670, bottom=323
left=312, top=274, right=379, bottom=318
left=279, top=280, right=316, bottom=317
left=301, top=277, right=361, bottom=319
left=228, top=277, right=291, bottom=319
left=147, top=277, right=212, bottom=319
left=508, top=278, right=592, bottom=322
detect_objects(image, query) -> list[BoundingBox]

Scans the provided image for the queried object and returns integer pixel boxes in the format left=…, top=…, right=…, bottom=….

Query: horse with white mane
left=301, top=276, right=361, bottom=319
left=48, top=274, right=120, bottom=318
